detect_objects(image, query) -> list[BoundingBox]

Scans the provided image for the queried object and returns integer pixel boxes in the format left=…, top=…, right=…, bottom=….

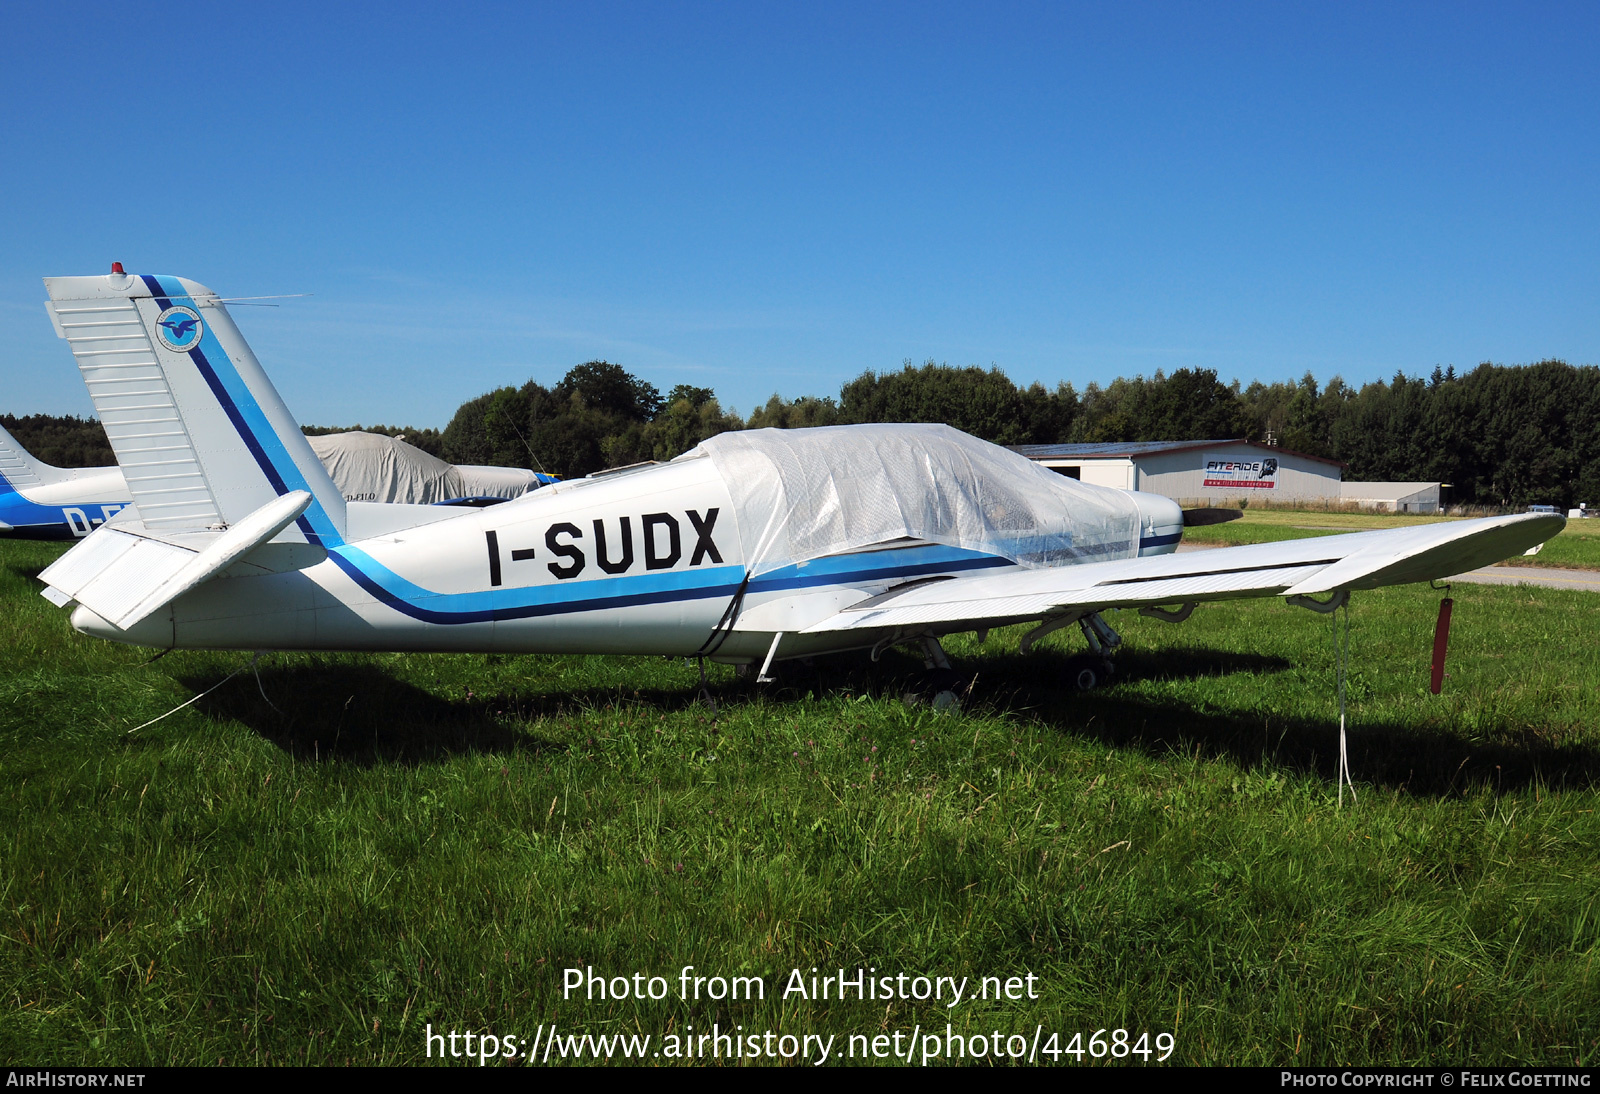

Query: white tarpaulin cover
left=680, top=424, right=1142, bottom=576
left=455, top=464, right=553, bottom=497
left=308, top=432, right=548, bottom=504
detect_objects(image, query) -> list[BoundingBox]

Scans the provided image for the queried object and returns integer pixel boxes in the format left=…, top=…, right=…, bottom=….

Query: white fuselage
left=72, top=457, right=1184, bottom=663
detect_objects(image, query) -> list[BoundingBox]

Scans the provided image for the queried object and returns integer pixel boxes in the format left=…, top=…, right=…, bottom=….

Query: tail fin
left=43, top=271, right=345, bottom=545
left=0, top=423, right=70, bottom=490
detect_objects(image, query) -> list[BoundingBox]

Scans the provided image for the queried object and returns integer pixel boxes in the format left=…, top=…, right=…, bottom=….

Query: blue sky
left=2, top=2, right=1595, bottom=428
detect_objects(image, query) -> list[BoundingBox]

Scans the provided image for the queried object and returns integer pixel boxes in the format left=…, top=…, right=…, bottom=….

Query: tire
left=1065, top=655, right=1106, bottom=692
left=905, top=669, right=965, bottom=708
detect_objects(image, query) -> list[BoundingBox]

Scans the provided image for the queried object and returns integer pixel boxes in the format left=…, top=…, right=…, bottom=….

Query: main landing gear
left=909, top=635, right=965, bottom=711
left=869, top=634, right=966, bottom=711
left=1065, top=613, right=1121, bottom=692
left=1062, top=652, right=1115, bottom=692
left=1020, top=611, right=1124, bottom=692
left=911, top=613, right=1125, bottom=702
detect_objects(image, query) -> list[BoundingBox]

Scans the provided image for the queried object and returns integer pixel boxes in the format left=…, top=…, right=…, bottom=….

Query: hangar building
left=1338, top=482, right=1442, bottom=513
left=1012, top=440, right=1444, bottom=511
left=1011, top=440, right=1348, bottom=507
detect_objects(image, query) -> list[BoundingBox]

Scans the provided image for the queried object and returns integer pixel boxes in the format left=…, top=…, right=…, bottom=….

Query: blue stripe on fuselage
left=327, top=541, right=1013, bottom=625
left=0, top=490, right=78, bottom=538
left=0, top=490, right=125, bottom=539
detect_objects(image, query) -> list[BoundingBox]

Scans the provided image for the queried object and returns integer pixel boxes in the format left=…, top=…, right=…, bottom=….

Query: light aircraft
left=0, top=422, right=132, bottom=538
left=33, top=270, right=1562, bottom=697
left=1, top=416, right=554, bottom=542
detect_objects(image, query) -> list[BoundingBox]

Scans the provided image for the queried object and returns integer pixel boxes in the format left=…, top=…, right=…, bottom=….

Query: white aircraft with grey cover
left=34, top=269, right=1562, bottom=697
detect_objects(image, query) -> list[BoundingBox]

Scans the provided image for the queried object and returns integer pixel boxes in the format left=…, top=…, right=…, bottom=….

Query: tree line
left=431, top=357, right=1598, bottom=507
left=1, top=413, right=116, bottom=468
left=7, top=358, right=1598, bottom=507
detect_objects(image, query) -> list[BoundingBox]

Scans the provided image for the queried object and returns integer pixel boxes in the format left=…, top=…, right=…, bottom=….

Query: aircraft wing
left=799, top=512, right=1563, bottom=634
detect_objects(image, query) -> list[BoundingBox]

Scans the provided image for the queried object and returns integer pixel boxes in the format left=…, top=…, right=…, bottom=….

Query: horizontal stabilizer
left=39, top=491, right=312, bottom=629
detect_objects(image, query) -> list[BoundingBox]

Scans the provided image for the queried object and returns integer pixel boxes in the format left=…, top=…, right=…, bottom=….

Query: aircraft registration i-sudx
left=35, top=270, right=1562, bottom=700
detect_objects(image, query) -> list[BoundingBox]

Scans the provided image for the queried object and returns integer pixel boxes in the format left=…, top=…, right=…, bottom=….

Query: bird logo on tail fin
left=155, top=306, right=203, bottom=352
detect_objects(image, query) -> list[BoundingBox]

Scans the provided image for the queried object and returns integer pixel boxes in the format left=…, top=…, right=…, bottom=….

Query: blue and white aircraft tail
left=43, top=271, right=347, bottom=541
left=0, top=423, right=58, bottom=490
left=38, top=271, right=359, bottom=631
left=0, top=422, right=132, bottom=538
left=36, top=269, right=1564, bottom=695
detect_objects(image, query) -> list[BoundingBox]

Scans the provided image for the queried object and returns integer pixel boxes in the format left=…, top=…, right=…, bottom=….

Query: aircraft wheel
left=904, top=669, right=965, bottom=709
left=1065, top=655, right=1112, bottom=692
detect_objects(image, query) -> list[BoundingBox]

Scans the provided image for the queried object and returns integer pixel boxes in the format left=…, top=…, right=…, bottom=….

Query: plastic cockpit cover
left=678, top=424, right=1142, bottom=576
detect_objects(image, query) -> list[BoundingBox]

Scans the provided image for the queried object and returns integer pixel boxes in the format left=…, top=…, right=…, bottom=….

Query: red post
left=1430, top=597, right=1454, bottom=694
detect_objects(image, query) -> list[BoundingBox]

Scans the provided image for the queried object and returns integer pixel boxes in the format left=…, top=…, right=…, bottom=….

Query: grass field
left=3, top=535, right=1599, bottom=1067
left=1184, top=508, right=1600, bottom=571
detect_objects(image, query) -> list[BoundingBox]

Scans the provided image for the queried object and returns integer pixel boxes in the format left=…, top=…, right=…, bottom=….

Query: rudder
left=43, top=270, right=346, bottom=545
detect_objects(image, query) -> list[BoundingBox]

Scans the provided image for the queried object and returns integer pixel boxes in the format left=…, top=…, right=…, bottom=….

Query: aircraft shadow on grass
left=183, top=662, right=572, bottom=767
left=181, top=643, right=1600, bottom=795
left=960, top=645, right=1600, bottom=798
left=758, top=643, right=1600, bottom=798
left=7, top=561, right=52, bottom=585
left=181, top=660, right=718, bottom=767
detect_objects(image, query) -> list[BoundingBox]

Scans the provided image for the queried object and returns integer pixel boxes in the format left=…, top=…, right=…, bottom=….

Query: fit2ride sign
left=1202, top=453, right=1279, bottom=490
